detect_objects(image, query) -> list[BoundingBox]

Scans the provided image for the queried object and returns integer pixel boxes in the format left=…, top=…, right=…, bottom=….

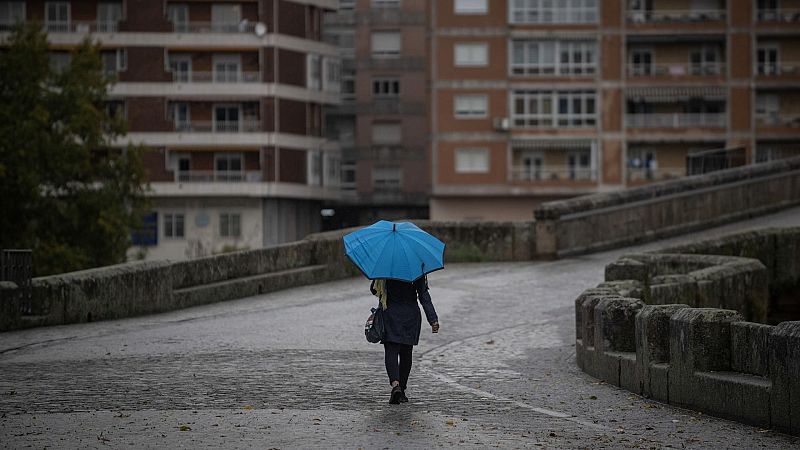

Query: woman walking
left=371, top=276, right=439, bottom=404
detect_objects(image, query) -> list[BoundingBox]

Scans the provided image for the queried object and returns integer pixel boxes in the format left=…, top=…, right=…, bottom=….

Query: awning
left=510, top=139, right=594, bottom=150
left=626, top=86, right=726, bottom=102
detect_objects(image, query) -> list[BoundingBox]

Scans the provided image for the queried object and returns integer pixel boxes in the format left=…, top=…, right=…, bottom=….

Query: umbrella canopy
left=343, top=220, right=445, bottom=282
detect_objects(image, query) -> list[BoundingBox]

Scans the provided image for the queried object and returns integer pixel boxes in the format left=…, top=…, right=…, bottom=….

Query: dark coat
left=371, top=277, right=438, bottom=346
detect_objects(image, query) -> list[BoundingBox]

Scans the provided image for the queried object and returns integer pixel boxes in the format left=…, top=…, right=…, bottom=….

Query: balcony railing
left=627, top=166, right=685, bottom=182
left=510, top=166, right=596, bottom=182
left=627, top=62, right=725, bottom=77
left=625, top=113, right=726, bottom=128
left=627, top=9, right=726, bottom=23
left=756, top=114, right=800, bottom=128
left=172, top=21, right=257, bottom=33
left=174, top=120, right=262, bottom=133
left=171, top=71, right=261, bottom=83
left=757, top=9, right=800, bottom=22
left=175, top=170, right=263, bottom=183
left=756, top=62, right=800, bottom=76
left=13, top=21, right=121, bottom=33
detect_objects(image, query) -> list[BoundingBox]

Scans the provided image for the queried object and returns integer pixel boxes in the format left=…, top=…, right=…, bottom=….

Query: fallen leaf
left=179, top=425, right=191, bottom=431
left=446, top=419, right=456, bottom=426
left=243, top=405, right=253, bottom=410
left=485, top=340, right=495, bottom=345
left=589, top=395, right=597, bottom=400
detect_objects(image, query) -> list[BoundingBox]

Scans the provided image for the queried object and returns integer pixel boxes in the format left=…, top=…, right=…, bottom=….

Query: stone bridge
left=2, top=207, right=800, bottom=448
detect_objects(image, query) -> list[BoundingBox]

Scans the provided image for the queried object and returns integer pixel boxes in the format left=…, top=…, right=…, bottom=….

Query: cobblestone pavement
left=3, top=208, right=800, bottom=449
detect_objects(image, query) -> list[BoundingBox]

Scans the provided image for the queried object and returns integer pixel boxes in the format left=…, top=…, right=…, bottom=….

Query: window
left=307, top=54, right=322, bottom=89
left=168, top=53, right=192, bottom=82
left=0, top=2, right=25, bottom=30
left=511, top=40, right=596, bottom=76
left=372, top=78, right=400, bottom=97
left=455, top=0, right=487, bottom=14
left=214, top=153, right=243, bottom=180
left=339, top=0, right=356, bottom=10
left=373, top=166, right=402, bottom=190
left=755, top=94, right=779, bottom=125
left=97, top=2, right=122, bottom=32
left=371, top=31, right=401, bottom=58
left=45, top=1, right=70, bottom=32
left=48, top=52, right=70, bottom=72
left=372, top=0, right=400, bottom=7
left=211, top=3, right=241, bottom=32
left=511, top=90, right=596, bottom=128
left=757, top=0, right=778, bottom=20
left=324, top=58, right=341, bottom=92
left=629, top=48, right=653, bottom=76
left=214, top=54, right=241, bottom=82
left=214, top=104, right=240, bottom=132
left=169, top=102, right=190, bottom=130
left=168, top=4, right=189, bottom=32
left=455, top=148, right=490, bottom=173
left=308, top=151, right=322, bottom=186
left=219, top=213, right=241, bottom=238
left=510, top=0, right=597, bottom=24
left=757, top=44, right=779, bottom=75
left=371, top=122, right=402, bottom=145
left=164, top=213, right=185, bottom=238
left=341, top=71, right=356, bottom=101
left=326, top=155, right=341, bottom=185
left=454, top=94, right=488, bottom=118
left=567, top=150, right=592, bottom=180
left=105, top=100, right=125, bottom=119
left=454, top=43, right=488, bottom=67
left=101, top=49, right=127, bottom=75
left=689, top=45, right=720, bottom=75
left=341, top=162, right=356, bottom=191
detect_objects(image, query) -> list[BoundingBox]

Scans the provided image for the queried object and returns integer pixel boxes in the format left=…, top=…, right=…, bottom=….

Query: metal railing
left=627, top=62, right=725, bottom=77
left=40, top=21, right=120, bottom=33
left=1, top=249, right=32, bottom=315
left=757, top=8, right=800, bottom=22
left=756, top=114, right=800, bottom=128
left=625, top=113, right=726, bottom=128
left=510, top=166, right=597, bottom=182
left=756, top=61, right=800, bottom=76
left=172, top=21, right=257, bottom=33
left=174, top=120, right=262, bottom=133
left=171, top=71, right=261, bottom=83
left=627, top=9, right=726, bottom=23
left=626, top=166, right=685, bottom=182
left=175, top=171, right=263, bottom=183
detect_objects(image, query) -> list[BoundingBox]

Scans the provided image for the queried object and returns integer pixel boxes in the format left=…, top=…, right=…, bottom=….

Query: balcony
left=757, top=8, right=800, bottom=23
left=510, top=166, right=596, bottom=182
left=174, top=120, right=262, bottom=133
left=0, top=21, right=122, bottom=33
left=171, top=71, right=261, bottom=83
left=756, top=62, right=800, bottom=77
left=172, top=21, right=257, bottom=33
left=756, top=114, right=800, bottom=129
left=175, top=170, right=263, bottom=183
left=625, top=113, right=726, bottom=128
left=627, top=62, right=725, bottom=78
left=626, top=166, right=685, bottom=182
left=626, top=9, right=726, bottom=23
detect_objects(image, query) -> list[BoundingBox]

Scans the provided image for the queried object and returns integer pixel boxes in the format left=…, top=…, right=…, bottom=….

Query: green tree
left=0, top=23, right=149, bottom=276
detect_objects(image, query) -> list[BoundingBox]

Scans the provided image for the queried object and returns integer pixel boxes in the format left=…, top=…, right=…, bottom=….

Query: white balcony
left=175, top=120, right=262, bottom=133
left=510, top=166, right=597, bottom=182
left=37, top=20, right=120, bottom=33
left=626, top=113, right=726, bottom=128
left=172, top=71, right=261, bottom=83
left=627, top=62, right=725, bottom=77
left=756, top=61, right=800, bottom=76
left=627, top=9, right=726, bottom=23
left=757, top=8, right=800, bottom=22
left=172, top=21, right=256, bottom=33
left=175, top=170, right=263, bottom=183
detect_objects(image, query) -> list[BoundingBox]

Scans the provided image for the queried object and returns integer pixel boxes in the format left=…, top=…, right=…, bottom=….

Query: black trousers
left=383, top=342, right=413, bottom=389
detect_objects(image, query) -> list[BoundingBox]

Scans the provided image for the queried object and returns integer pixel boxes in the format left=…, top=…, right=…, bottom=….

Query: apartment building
left=0, top=0, right=341, bottom=259
left=323, top=0, right=429, bottom=228
left=430, top=0, right=800, bottom=221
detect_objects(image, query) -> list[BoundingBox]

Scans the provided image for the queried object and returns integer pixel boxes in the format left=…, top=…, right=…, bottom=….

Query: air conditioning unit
left=493, top=117, right=510, bottom=131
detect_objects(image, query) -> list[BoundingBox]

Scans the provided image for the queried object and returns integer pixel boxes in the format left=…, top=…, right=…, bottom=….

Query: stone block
left=669, top=308, right=743, bottom=407
left=619, top=352, right=639, bottom=394
left=649, top=275, right=697, bottom=306
left=768, top=321, right=800, bottom=434
left=595, top=297, right=644, bottom=353
left=596, top=280, right=644, bottom=299
left=0, top=281, right=21, bottom=332
left=773, top=228, right=800, bottom=288
left=636, top=304, right=689, bottom=399
left=731, top=321, right=772, bottom=376
left=649, top=363, right=670, bottom=403
left=605, top=258, right=649, bottom=282
left=694, top=371, right=771, bottom=428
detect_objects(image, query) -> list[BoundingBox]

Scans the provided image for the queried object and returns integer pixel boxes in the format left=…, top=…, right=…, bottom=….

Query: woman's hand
left=431, top=322, right=439, bottom=334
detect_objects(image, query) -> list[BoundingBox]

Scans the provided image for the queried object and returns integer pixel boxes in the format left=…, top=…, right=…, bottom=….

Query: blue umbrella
left=343, top=220, right=445, bottom=282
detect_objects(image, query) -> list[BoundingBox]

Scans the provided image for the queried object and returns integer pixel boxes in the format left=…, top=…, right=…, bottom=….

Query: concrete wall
left=576, top=227, right=800, bottom=435
left=1, top=220, right=533, bottom=332
left=535, top=156, right=800, bottom=257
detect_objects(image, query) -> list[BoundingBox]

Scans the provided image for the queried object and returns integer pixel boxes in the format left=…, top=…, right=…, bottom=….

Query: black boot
left=389, top=385, right=403, bottom=404
left=399, top=388, right=408, bottom=403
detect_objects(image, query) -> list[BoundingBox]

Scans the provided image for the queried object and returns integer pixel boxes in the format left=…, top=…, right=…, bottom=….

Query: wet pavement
left=2, top=208, right=800, bottom=449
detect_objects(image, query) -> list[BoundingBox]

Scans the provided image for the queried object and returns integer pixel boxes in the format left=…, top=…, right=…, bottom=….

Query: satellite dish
left=254, top=22, right=267, bottom=37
